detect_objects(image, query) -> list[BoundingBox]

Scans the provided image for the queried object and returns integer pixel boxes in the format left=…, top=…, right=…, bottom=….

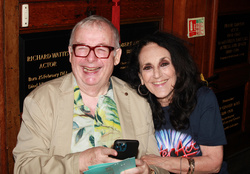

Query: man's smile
left=83, top=66, right=101, bottom=73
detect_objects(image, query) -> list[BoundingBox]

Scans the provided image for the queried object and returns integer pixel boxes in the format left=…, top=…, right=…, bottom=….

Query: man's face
left=69, top=22, right=121, bottom=92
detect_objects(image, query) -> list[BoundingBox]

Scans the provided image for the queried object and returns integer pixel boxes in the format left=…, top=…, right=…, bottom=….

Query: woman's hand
left=141, top=154, right=163, bottom=166
left=121, top=159, right=151, bottom=174
left=141, top=145, right=224, bottom=173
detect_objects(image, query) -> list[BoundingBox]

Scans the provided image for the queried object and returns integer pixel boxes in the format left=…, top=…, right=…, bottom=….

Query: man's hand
left=79, top=146, right=119, bottom=172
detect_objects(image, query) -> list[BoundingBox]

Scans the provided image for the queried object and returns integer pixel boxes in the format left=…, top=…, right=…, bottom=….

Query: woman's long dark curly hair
left=126, top=31, right=204, bottom=130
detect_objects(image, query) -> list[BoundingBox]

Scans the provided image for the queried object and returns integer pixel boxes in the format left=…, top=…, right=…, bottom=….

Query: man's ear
left=68, top=46, right=72, bottom=63
left=114, top=48, right=122, bottom=66
left=138, top=72, right=144, bottom=85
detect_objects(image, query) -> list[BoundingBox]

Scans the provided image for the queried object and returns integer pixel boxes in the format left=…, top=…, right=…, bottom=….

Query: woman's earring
left=138, top=84, right=149, bottom=96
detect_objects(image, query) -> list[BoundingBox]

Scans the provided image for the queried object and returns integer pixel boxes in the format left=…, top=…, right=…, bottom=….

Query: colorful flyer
left=187, top=17, right=205, bottom=38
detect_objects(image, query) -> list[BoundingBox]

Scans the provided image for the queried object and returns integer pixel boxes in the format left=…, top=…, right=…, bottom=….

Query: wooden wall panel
left=170, top=0, right=218, bottom=78
left=172, top=0, right=187, bottom=38
left=120, top=0, right=164, bottom=22
left=215, top=0, right=250, bottom=158
left=163, top=0, right=174, bottom=33
left=0, top=0, right=7, bottom=172
left=4, top=0, right=20, bottom=173
left=185, top=0, right=210, bottom=76
left=204, top=0, right=219, bottom=77
left=218, top=0, right=250, bottom=14
left=214, top=64, right=250, bottom=91
left=19, top=1, right=112, bottom=33
left=244, top=82, right=250, bottom=133
left=20, top=0, right=71, bottom=2
left=19, top=0, right=165, bottom=33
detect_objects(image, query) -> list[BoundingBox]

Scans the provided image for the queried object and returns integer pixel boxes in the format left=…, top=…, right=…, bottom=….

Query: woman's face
left=138, top=43, right=176, bottom=106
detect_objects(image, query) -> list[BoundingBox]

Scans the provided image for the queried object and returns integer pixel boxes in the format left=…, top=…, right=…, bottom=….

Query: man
left=13, top=15, right=168, bottom=174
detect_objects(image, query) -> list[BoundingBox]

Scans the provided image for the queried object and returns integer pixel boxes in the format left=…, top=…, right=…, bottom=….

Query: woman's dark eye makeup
left=143, top=65, right=152, bottom=70
left=142, top=58, right=170, bottom=70
left=160, top=62, right=169, bottom=67
left=160, top=59, right=170, bottom=67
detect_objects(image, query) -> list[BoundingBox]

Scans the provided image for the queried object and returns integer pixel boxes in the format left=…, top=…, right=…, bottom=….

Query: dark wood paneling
left=244, top=82, right=250, bottom=133
left=5, top=0, right=20, bottom=173
left=203, top=0, right=219, bottom=77
left=120, top=0, right=164, bottom=21
left=216, top=0, right=250, bottom=158
left=214, top=64, right=250, bottom=91
left=170, top=0, right=218, bottom=78
left=20, top=0, right=165, bottom=33
left=20, top=0, right=72, bottom=2
left=19, top=1, right=112, bottom=33
left=218, top=0, right=250, bottom=15
left=163, top=0, right=174, bottom=33
left=0, top=0, right=7, bottom=173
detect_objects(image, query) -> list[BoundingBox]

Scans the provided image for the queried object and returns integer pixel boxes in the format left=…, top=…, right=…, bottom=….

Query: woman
left=126, top=31, right=227, bottom=173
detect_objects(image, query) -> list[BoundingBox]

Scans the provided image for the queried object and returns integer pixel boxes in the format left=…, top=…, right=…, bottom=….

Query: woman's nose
left=153, top=68, right=161, bottom=78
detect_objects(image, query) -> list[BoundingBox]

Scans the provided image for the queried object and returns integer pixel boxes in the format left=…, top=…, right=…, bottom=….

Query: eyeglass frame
left=71, top=44, right=115, bottom=59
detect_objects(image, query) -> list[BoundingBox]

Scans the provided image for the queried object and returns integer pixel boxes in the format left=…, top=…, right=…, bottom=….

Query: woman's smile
left=152, top=79, right=168, bottom=85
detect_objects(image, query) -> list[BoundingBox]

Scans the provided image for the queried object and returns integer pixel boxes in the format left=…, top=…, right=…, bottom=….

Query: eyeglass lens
left=74, top=45, right=112, bottom=58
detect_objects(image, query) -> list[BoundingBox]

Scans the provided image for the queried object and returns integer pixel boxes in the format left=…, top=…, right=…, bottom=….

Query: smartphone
left=112, top=139, right=139, bottom=160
